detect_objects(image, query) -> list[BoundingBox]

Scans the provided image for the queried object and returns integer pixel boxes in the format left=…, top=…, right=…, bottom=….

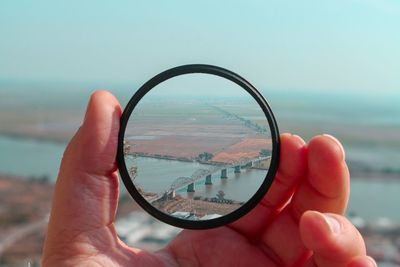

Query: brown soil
left=128, top=136, right=272, bottom=165
left=0, top=175, right=53, bottom=266
left=212, top=138, right=272, bottom=163
left=0, top=175, right=141, bottom=266
left=0, top=176, right=53, bottom=231
left=127, top=135, right=240, bottom=159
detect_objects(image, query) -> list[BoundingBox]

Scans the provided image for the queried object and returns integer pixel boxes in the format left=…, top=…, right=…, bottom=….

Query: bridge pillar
left=187, top=182, right=195, bottom=192
left=221, top=169, right=227, bottom=179
left=242, top=161, right=252, bottom=169
left=234, top=165, right=241, bottom=173
left=205, top=174, right=212, bottom=185
left=168, top=190, right=176, bottom=199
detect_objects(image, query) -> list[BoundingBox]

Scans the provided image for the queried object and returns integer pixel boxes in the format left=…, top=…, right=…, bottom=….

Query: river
left=0, top=135, right=399, bottom=222
left=128, top=156, right=267, bottom=202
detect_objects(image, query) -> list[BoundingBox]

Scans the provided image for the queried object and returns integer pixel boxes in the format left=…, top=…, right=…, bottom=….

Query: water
left=129, top=157, right=267, bottom=202
left=180, top=168, right=266, bottom=202
left=0, top=135, right=399, bottom=222
left=0, top=85, right=399, bottom=222
left=347, top=179, right=400, bottom=221
left=0, top=135, right=65, bottom=179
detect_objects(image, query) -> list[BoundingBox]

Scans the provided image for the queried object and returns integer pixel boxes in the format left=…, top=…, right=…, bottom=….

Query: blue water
left=348, top=179, right=400, bottom=221
left=0, top=135, right=65, bottom=179
left=128, top=156, right=267, bottom=202
left=0, top=135, right=399, bottom=221
left=0, top=85, right=399, bottom=221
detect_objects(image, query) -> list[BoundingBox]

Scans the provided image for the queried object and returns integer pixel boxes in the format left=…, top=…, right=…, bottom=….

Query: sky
left=0, top=0, right=399, bottom=93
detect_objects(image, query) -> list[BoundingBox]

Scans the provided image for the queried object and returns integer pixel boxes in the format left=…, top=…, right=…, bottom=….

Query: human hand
left=42, top=90, right=376, bottom=267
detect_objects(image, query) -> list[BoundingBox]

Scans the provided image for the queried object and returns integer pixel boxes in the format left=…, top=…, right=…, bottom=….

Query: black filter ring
left=117, top=64, right=280, bottom=229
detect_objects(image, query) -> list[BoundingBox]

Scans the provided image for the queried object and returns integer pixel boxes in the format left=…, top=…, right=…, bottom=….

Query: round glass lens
left=118, top=65, right=279, bottom=229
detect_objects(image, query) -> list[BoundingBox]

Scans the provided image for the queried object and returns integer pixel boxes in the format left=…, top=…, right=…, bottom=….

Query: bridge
left=207, top=104, right=269, bottom=134
left=146, top=156, right=270, bottom=203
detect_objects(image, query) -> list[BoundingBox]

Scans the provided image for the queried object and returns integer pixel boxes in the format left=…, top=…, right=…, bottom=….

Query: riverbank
left=1, top=172, right=400, bottom=266
left=153, top=195, right=242, bottom=218
left=350, top=170, right=400, bottom=180
left=0, top=132, right=69, bottom=146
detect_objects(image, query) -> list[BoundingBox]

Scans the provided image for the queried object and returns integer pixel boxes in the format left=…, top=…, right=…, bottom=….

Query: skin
left=42, top=90, right=377, bottom=267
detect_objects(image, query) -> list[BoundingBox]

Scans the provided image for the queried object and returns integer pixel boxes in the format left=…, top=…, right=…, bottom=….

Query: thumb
left=300, top=211, right=376, bottom=267
left=43, top=90, right=122, bottom=253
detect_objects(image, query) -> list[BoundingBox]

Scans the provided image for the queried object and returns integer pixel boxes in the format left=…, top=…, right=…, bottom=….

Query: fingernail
left=292, top=134, right=306, bottom=145
left=322, top=214, right=341, bottom=234
left=366, top=256, right=377, bottom=267
left=322, top=134, right=345, bottom=161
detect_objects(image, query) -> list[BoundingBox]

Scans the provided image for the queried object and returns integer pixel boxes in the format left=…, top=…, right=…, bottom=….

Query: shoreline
left=0, top=131, right=69, bottom=146
left=1, top=132, right=399, bottom=180
left=128, top=152, right=240, bottom=166
left=1, top=168, right=399, bottom=185
left=0, top=172, right=55, bottom=183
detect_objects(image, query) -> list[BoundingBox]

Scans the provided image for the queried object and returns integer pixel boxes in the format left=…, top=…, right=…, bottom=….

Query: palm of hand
left=42, top=92, right=371, bottom=267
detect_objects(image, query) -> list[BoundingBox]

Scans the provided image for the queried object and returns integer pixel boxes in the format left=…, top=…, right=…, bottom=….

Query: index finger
left=229, top=133, right=307, bottom=240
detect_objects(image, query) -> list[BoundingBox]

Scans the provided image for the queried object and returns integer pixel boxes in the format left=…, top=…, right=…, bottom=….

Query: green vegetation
left=129, top=166, right=138, bottom=179
left=123, top=141, right=130, bottom=155
left=259, top=149, right=271, bottom=157
left=197, top=152, right=213, bottom=161
left=216, top=190, right=225, bottom=200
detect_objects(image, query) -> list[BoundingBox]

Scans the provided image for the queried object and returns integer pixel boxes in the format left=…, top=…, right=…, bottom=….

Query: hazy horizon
left=1, top=0, right=399, bottom=93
